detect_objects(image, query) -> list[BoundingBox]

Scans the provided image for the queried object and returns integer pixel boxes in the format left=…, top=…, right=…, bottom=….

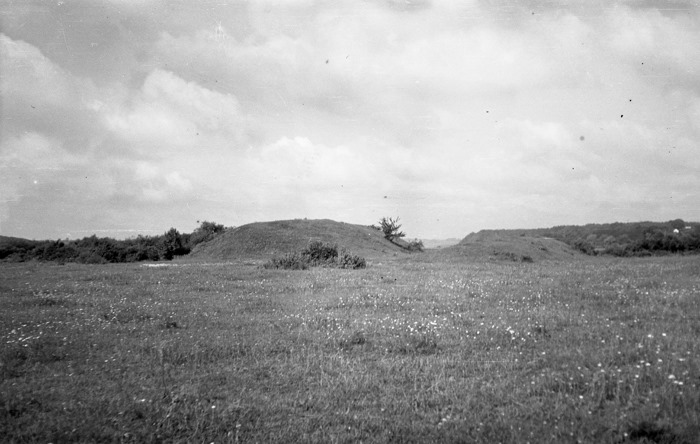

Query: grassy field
left=1, top=255, right=699, bottom=443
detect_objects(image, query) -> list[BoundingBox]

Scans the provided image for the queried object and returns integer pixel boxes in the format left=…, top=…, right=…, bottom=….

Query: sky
left=1, top=0, right=699, bottom=241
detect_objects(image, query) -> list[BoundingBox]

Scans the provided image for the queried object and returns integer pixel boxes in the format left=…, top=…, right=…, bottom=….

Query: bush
left=407, top=239, right=424, bottom=252
left=573, top=240, right=596, bottom=255
left=264, top=241, right=366, bottom=270
left=263, top=252, right=309, bottom=270
left=188, top=220, right=226, bottom=249
left=337, top=253, right=366, bottom=269
left=158, top=228, right=189, bottom=260
left=77, top=251, right=108, bottom=264
left=302, top=241, right=338, bottom=265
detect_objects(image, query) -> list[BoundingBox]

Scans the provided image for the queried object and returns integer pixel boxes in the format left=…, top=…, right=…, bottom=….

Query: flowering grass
left=1, top=256, right=699, bottom=443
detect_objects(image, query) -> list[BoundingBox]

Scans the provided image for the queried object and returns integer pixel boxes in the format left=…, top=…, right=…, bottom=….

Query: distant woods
left=0, top=221, right=227, bottom=264
left=515, top=219, right=700, bottom=257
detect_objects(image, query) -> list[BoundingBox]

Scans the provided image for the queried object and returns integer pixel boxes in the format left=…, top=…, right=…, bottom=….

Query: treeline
left=515, top=219, right=700, bottom=257
left=0, top=221, right=227, bottom=264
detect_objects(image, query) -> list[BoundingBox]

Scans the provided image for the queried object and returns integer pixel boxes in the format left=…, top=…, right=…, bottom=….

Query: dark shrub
left=337, top=253, right=366, bottom=269
left=77, top=251, right=107, bottom=264
left=407, top=239, right=424, bottom=252
left=188, top=221, right=226, bottom=249
left=302, top=241, right=338, bottom=265
left=572, top=240, right=595, bottom=255
left=158, top=228, right=189, bottom=260
left=263, top=252, right=309, bottom=270
left=264, top=242, right=366, bottom=270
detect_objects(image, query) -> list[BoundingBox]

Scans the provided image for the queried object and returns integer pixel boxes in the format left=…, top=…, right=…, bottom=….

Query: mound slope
left=0, top=235, right=37, bottom=246
left=434, top=230, right=582, bottom=262
left=190, top=219, right=409, bottom=260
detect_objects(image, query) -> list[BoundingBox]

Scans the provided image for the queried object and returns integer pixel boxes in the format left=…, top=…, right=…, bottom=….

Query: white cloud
left=605, top=6, right=700, bottom=70
left=0, top=132, right=80, bottom=171
left=116, top=161, right=195, bottom=203
left=689, top=97, right=700, bottom=134
left=2, top=2, right=700, bottom=238
left=255, top=137, right=372, bottom=185
left=165, top=171, right=192, bottom=192
left=0, top=131, right=87, bottom=232
left=0, top=33, right=102, bottom=141
left=0, top=34, right=75, bottom=106
left=105, top=69, right=243, bottom=145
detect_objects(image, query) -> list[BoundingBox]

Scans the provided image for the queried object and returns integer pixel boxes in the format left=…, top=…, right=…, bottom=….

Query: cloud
left=98, top=69, right=246, bottom=207
left=211, top=136, right=379, bottom=221
left=0, top=34, right=99, bottom=232
left=105, top=69, right=244, bottom=145
left=0, top=42, right=210, bottom=234
left=124, top=161, right=193, bottom=203
left=1, top=1, right=700, bottom=239
left=0, top=34, right=76, bottom=106
left=0, top=133, right=59, bottom=227
left=605, top=5, right=700, bottom=67
left=0, top=33, right=102, bottom=141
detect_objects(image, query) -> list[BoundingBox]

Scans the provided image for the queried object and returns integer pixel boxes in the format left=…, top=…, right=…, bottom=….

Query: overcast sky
left=1, top=0, right=699, bottom=240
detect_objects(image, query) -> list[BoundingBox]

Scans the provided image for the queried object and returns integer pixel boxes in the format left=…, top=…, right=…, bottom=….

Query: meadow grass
left=1, top=256, right=699, bottom=443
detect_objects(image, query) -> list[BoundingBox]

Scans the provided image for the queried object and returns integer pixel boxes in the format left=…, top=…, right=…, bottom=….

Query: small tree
left=379, top=217, right=405, bottom=241
left=159, top=228, right=187, bottom=260
left=188, top=220, right=226, bottom=248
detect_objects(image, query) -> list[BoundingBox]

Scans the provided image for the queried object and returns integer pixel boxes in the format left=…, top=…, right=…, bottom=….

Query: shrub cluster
left=188, top=221, right=225, bottom=248
left=264, top=241, right=366, bottom=270
left=407, top=239, right=424, bottom=252
left=0, top=233, right=186, bottom=264
left=0, top=221, right=228, bottom=264
left=264, top=252, right=310, bottom=270
left=336, top=252, right=367, bottom=269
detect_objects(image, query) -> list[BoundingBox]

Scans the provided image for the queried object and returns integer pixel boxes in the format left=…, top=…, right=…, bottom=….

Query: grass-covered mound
left=474, top=220, right=700, bottom=257
left=433, top=229, right=582, bottom=262
left=190, top=219, right=409, bottom=260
